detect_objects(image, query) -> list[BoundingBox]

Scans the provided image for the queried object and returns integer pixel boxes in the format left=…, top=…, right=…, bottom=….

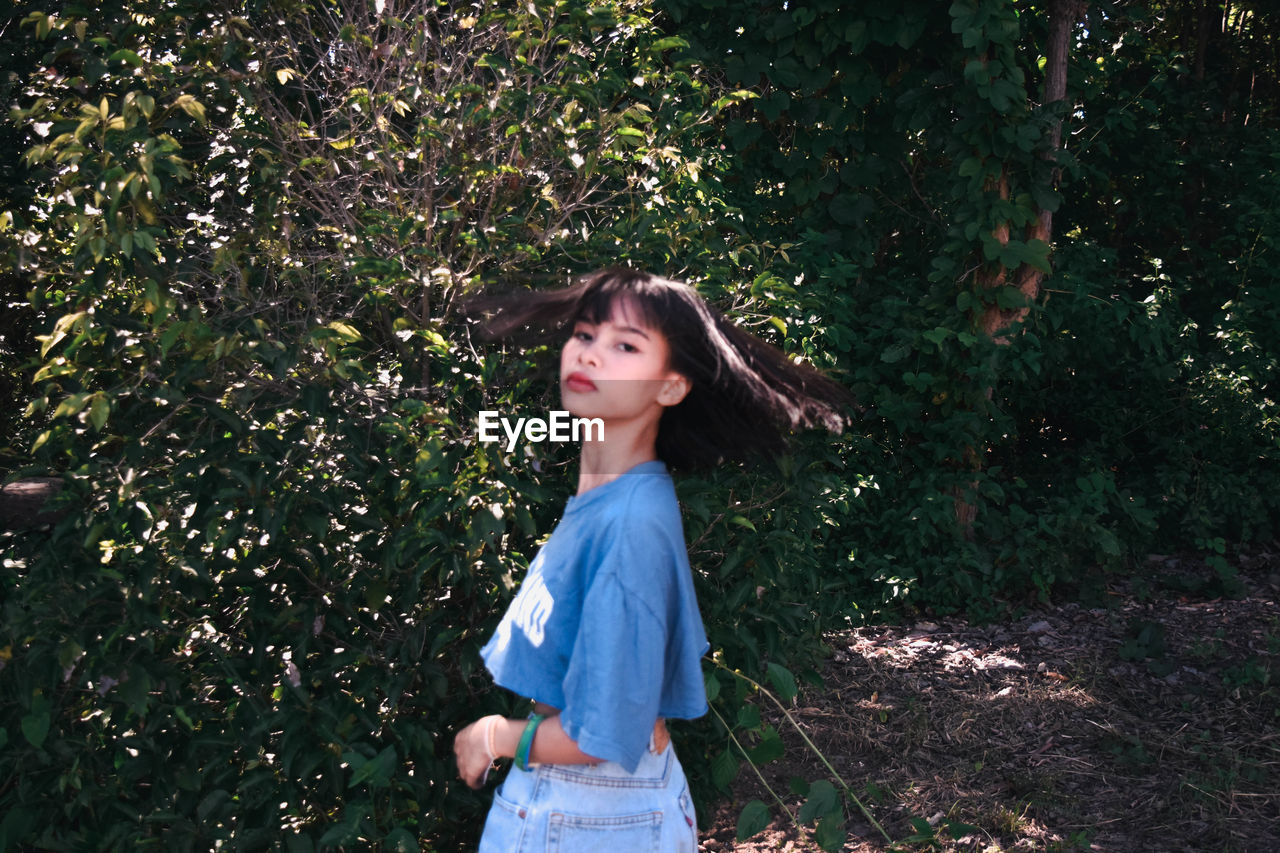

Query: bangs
left=572, top=270, right=671, bottom=334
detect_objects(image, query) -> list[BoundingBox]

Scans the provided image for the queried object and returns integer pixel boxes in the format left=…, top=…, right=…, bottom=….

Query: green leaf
left=383, top=827, right=419, bottom=852
left=88, top=393, right=109, bottom=431
left=844, top=20, right=869, bottom=54
left=172, top=94, right=206, bottom=125
left=828, top=193, right=869, bottom=226
left=712, top=89, right=759, bottom=111
left=880, top=343, right=910, bottom=364
left=815, top=815, right=848, bottom=851
left=326, top=321, right=362, bottom=342
left=109, top=49, right=143, bottom=67
left=30, top=429, right=53, bottom=453
left=318, top=821, right=359, bottom=846
left=648, top=36, right=690, bottom=52
left=922, top=327, right=951, bottom=346
left=1032, top=183, right=1061, bottom=213
left=1098, top=528, right=1121, bottom=557
left=711, top=748, right=740, bottom=789
left=21, top=709, right=50, bottom=750
left=745, top=725, right=784, bottom=765
left=119, top=667, right=153, bottom=716
left=995, top=285, right=1025, bottom=309
left=29, top=12, right=53, bottom=40
left=349, top=745, right=396, bottom=788
left=174, top=707, right=196, bottom=731
left=735, top=799, right=771, bottom=840
left=704, top=670, right=721, bottom=703
left=797, top=779, right=840, bottom=824
left=197, top=789, right=231, bottom=821
left=766, top=662, right=798, bottom=703
left=40, top=311, right=87, bottom=357
left=134, top=229, right=157, bottom=255
left=1023, top=238, right=1053, bottom=274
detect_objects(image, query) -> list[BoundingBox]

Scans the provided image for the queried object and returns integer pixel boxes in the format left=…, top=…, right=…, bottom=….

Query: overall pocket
left=545, top=809, right=663, bottom=853
left=677, top=784, right=698, bottom=851
left=477, top=789, right=529, bottom=853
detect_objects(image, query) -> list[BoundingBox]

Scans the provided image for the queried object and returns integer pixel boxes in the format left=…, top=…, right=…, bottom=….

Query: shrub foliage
left=0, top=1, right=755, bottom=848
left=2, top=0, right=1278, bottom=849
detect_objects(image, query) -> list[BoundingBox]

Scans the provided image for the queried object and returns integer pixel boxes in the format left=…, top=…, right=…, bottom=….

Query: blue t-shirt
left=480, top=460, right=710, bottom=772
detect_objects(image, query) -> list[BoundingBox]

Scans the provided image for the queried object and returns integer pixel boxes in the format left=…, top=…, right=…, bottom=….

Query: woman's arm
left=454, top=714, right=601, bottom=789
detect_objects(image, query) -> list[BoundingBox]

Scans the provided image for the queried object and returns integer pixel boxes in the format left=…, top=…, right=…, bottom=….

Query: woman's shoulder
left=596, top=465, right=681, bottom=528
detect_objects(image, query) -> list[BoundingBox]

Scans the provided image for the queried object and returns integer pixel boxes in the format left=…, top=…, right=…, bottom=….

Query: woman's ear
left=658, top=373, right=691, bottom=407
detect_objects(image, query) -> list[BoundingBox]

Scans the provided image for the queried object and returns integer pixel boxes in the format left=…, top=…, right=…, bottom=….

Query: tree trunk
left=978, top=0, right=1083, bottom=342
left=0, top=477, right=67, bottom=530
left=957, top=0, right=1087, bottom=535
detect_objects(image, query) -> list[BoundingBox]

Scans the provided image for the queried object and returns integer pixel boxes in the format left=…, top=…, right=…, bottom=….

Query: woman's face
left=559, top=298, right=689, bottom=426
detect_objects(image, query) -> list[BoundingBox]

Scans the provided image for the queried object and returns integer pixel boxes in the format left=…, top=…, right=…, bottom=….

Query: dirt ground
left=700, top=550, right=1280, bottom=853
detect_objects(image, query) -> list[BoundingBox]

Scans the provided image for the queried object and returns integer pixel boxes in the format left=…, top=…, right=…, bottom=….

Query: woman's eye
left=573, top=330, right=593, bottom=342
left=618, top=342, right=638, bottom=353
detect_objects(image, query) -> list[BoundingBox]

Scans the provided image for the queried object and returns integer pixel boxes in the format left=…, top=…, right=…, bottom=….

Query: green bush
left=2, top=1, right=822, bottom=848
left=664, top=0, right=1280, bottom=618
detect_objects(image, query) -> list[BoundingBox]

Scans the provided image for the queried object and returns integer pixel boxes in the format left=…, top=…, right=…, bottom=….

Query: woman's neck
left=575, top=421, right=660, bottom=496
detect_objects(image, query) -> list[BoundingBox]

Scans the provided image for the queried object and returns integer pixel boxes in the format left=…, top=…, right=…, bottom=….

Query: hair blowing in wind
left=462, top=268, right=854, bottom=471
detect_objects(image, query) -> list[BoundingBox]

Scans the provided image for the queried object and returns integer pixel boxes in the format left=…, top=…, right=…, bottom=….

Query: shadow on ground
left=702, top=551, right=1280, bottom=853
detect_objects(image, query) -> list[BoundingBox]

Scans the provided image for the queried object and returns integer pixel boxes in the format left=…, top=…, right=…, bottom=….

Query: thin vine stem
left=713, top=660, right=892, bottom=843
left=707, top=700, right=796, bottom=824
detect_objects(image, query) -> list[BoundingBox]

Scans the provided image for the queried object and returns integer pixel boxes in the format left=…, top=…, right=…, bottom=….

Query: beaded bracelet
left=515, top=713, right=546, bottom=771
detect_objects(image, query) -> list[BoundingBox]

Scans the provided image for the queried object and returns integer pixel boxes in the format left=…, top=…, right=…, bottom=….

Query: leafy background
left=2, top=0, right=1276, bottom=849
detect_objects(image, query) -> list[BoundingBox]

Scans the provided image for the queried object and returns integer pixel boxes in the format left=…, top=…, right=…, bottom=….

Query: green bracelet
left=515, top=713, right=546, bottom=771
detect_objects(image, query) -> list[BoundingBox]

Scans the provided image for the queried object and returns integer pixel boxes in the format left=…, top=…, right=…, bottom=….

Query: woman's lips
left=564, top=372, right=597, bottom=393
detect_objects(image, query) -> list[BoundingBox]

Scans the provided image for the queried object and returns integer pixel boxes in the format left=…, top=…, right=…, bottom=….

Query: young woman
left=453, top=268, right=849, bottom=852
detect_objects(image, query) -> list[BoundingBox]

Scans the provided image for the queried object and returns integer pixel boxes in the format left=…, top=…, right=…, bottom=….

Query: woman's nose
left=578, top=340, right=601, bottom=367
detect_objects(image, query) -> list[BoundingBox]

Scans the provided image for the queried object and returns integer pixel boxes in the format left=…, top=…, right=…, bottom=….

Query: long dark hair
left=462, top=267, right=852, bottom=470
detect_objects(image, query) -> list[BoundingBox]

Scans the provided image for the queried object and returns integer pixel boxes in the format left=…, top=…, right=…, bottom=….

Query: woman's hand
left=454, top=712, right=603, bottom=788
left=454, top=715, right=502, bottom=789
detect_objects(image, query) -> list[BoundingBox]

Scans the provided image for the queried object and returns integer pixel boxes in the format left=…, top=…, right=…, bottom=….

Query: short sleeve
left=558, top=572, right=667, bottom=772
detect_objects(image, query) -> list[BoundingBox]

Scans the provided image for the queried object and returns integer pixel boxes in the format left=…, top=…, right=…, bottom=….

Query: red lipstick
left=564, top=372, right=597, bottom=393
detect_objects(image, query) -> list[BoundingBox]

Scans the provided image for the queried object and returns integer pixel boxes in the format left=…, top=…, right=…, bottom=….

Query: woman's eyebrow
left=608, top=322, right=652, bottom=339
